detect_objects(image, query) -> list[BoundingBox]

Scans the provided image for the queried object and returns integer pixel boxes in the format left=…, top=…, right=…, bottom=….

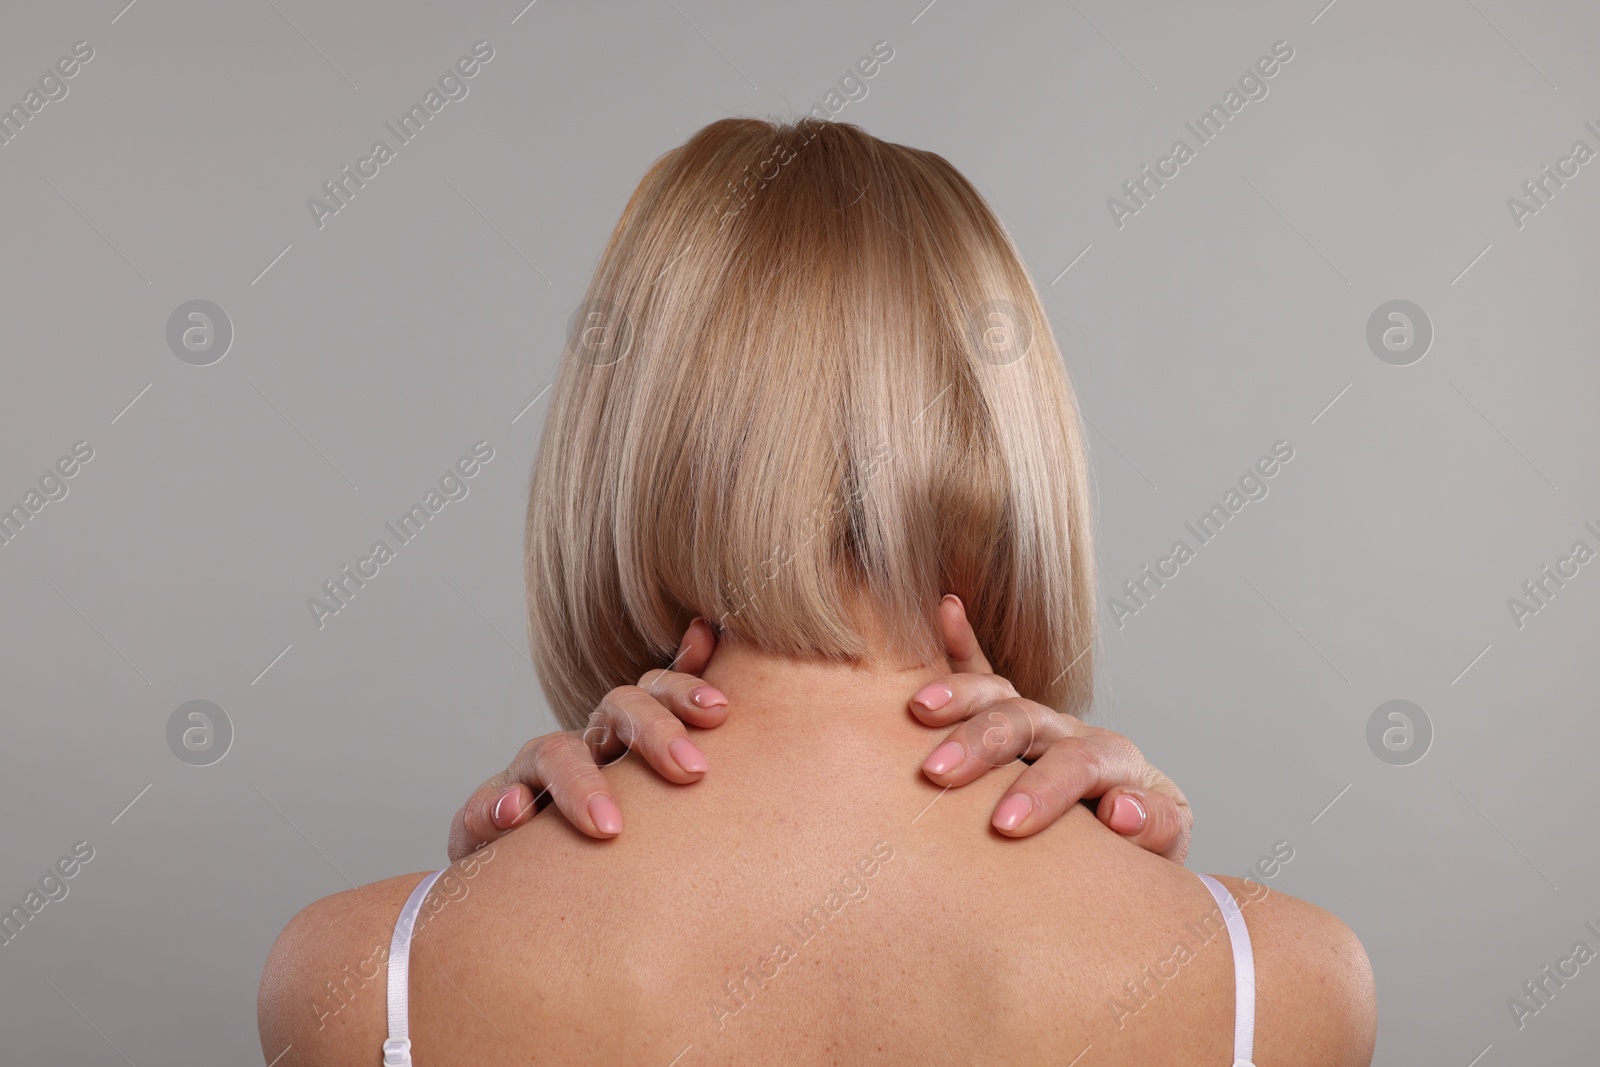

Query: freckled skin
left=259, top=651, right=1375, bottom=1066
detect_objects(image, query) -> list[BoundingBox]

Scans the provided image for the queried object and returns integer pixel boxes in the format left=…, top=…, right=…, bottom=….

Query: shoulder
left=1211, top=875, right=1376, bottom=1067
left=256, top=872, right=435, bottom=1067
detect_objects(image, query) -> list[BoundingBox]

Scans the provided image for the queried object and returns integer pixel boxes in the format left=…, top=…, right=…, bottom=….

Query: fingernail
left=993, top=792, right=1033, bottom=832
left=588, top=795, right=622, bottom=835
left=690, top=685, right=727, bottom=708
left=1110, top=793, right=1147, bottom=834
left=912, top=682, right=953, bottom=711
left=669, top=737, right=709, bottom=774
left=922, top=740, right=965, bottom=775
left=492, top=788, right=519, bottom=828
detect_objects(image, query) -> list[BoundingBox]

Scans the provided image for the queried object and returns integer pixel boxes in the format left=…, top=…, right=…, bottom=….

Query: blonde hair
left=526, top=117, right=1095, bottom=730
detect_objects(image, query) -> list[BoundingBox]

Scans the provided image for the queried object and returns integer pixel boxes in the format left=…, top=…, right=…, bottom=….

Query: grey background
left=1, top=0, right=1595, bottom=1062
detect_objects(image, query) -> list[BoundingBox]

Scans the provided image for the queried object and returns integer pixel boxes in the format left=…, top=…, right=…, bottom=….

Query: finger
left=589, top=685, right=711, bottom=783
left=530, top=733, right=624, bottom=838
left=453, top=719, right=658, bottom=853
left=987, top=732, right=1147, bottom=837
left=449, top=776, right=505, bottom=862
left=938, top=594, right=993, bottom=675
left=447, top=777, right=538, bottom=861
left=490, top=782, right=538, bottom=829
left=1096, top=786, right=1192, bottom=862
left=502, top=732, right=623, bottom=840
left=665, top=617, right=717, bottom=677
left=632, top=666, right=730, bottom=730
left=908, top=671, right=1020, bottom=727
left=919, top=699, right=1046, bottom=785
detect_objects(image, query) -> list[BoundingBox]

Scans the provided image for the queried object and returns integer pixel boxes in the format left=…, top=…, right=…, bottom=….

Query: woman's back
left=260, top=650, right=1374, bottom=1065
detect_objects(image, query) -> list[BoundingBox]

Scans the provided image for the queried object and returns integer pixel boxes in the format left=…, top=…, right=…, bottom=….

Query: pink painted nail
left=912, top=682, right=954, bottom=711
left=669, top=737, right=709, bottom=774
left=922, top=740, right=965, bottom=776
left=690, top=686, right=727, bottom=708
left=492, top=788, right=519, bottom=828
left=588, top=795, right=622, bottom=835
left=1109, top=793, right=1147, bottom=834
left=992, top=793, right=1033, bottom=832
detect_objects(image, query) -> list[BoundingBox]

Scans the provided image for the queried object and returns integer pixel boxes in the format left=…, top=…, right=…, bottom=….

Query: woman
left=259, top=117, right=1374, bottom=1065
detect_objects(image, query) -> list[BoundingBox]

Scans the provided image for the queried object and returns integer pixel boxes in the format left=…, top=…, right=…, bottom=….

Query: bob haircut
left=526, top=117, right=1095, bottom=731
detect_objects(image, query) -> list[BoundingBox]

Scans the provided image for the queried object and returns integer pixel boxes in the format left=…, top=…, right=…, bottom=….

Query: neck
left=697, top=629, right=953, bottom=733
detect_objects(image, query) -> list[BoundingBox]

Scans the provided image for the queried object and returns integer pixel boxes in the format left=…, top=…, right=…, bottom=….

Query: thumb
left=939, top=595, right=992, bottom=674
left=1096, top=787, right=1190, bottom=863
left=448, top=778, right=529, bottom=862
left=668, top=617, right=717, bottom=675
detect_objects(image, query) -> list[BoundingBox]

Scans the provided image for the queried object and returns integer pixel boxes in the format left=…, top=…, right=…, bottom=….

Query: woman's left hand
left=911, top=596, right=1192, bottom=861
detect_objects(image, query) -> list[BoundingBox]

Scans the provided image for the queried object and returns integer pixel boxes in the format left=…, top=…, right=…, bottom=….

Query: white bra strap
left=384, top=870, right=445, bottom=1067
left=1196, top=873, right=1256, bottom=1067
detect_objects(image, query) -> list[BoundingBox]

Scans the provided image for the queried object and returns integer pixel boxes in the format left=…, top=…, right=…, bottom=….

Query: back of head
left=526, top=117, right=1096, bottom=729
left=262, top=118, right=1375, bottom=1067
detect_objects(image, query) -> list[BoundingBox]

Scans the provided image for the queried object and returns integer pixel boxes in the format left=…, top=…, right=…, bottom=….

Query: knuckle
left=1039, top=740, right=1097, bottom=794
left=580, top=709, right=612, bottom=747
left=598, top=686, right=637, bottom=712
left=1152, top=769, right=1189, bottom=808
left=968, top=703, right=1028, bottom=762
left=990, top=697, right=1033, bottom=725
left=656, top=668, right=697, bottom=695
left=1111, top=734, right=1142, bottom=762
left=535, top=734, right=590, bottom=779
left=969, top=677, right=1019, bottom=715
left=1051, top=712, right=1093, bottom=740
left=628, top=689, right=675, bottom=734
left=638, top=707, right=686, bottom=750
left=520, top=734, right=554, bottom=764
left=602, top=683, right=649, bottom=709
left=1028, top=766, right=1076, bottom=811
left=1015, top=701, right=1062, bottom=746
left=514, top=736, right=560, bottom=778
left=599, top=692, right=651, bottom=745
left=1053, top=732, right=1099, bottom=767
left=1075, top=735, right=1113, bottom=777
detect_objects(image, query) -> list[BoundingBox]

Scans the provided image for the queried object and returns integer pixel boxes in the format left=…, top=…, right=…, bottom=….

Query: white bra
left=380, top=868, right=1256, bottom=1065
left=1197, top=872, right=1258, bottom=1067
left=381, top=869, right=444, bottom=1067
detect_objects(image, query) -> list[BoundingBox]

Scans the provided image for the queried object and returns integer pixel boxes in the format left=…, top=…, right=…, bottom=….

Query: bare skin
left=260, top=630, right=1375, bottom=1066
left=449, top=598, right=1194, bottom=862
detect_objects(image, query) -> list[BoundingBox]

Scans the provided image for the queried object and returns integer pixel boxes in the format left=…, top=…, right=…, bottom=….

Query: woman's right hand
left=445, top=618, right=728, bottom=861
